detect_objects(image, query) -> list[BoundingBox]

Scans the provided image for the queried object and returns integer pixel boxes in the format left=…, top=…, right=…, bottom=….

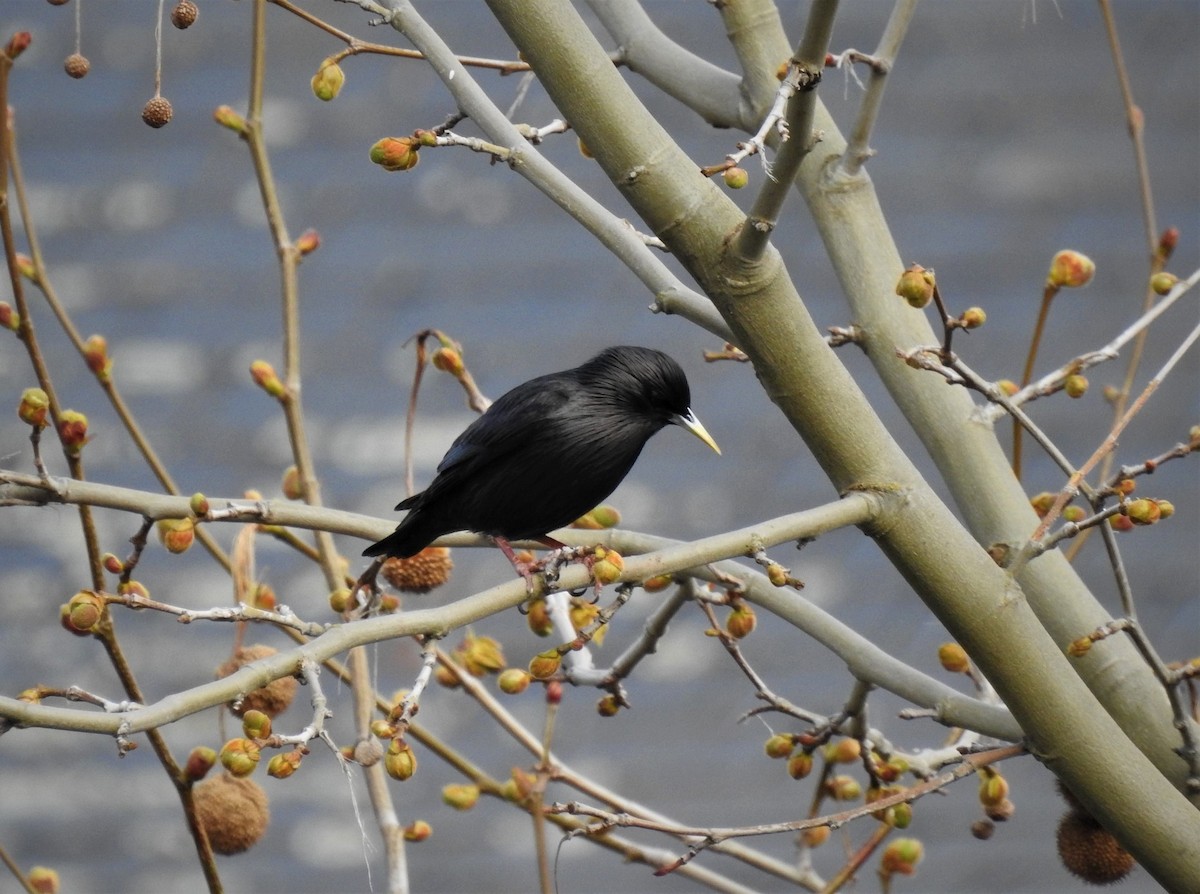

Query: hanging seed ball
left=47, top=0, right=72, bottom=6
left=64, top=53, right=90, bottom=79
left=142, top=96, right=174, bottom=128
left=193, top=774, right=270, bottom=855
left=380, top=547, right=453, bottom=593
left=216, top=644, right=297, bottom=718
left=171, top=0, right=199, bottom=29
left=1056, top=810, right=1135, bottom=884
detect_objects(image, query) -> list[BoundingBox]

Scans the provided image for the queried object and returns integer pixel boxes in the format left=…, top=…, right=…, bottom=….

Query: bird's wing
left=435, top=376, right=576, bottom=477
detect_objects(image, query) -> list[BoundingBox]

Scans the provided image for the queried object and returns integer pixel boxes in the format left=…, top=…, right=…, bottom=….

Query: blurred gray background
left=1, top=1, right=1196, bottom=892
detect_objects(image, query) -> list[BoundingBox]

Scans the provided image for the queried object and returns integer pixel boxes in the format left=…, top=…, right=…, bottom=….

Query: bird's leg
left=493, top=536, right=545, bottom=594
left=347, top=557, right=385, bottom=618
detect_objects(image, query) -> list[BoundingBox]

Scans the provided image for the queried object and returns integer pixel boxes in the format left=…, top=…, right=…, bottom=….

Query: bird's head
left=583, top=346, right=720, bottom=454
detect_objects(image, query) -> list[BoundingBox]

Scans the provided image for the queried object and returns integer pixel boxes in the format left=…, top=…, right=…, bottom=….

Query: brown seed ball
left=171, top=0, right=199, bottom=29
left=142, top=96, right=173, bottom=128
left=193, top=774, right=269, bottom=855
left=1056, top=811, right=1135, bottom=885
left=216, top=644, right=297, bottom=718
left=64, top=53, right=90, bottom=79
left=47, top=0, right=72, bottom=5
left=970, top=819, right=994, bottom=840
left=381, top=547, right=453, bottom=593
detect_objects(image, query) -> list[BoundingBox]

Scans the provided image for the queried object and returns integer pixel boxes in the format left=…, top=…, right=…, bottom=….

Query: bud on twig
left=249, top=360, right=286, bottom=399
left=896, top=264, right=935, bottom=309
left=1047, top=250, right=1094, bottom=289
left=57, top=409, right=89, bottom=456
left=311, top=57, right=346, bottom=101
left=18, top=388, right=49, bottom=428
left=369, top=137, right=420, bottom=172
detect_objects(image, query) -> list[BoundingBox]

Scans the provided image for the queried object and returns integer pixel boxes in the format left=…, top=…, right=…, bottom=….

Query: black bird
left=363, top=345, right=719, bottom=582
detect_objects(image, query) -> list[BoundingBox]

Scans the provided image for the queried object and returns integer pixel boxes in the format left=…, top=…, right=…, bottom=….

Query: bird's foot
left=540, top=545, right=595, bottom=595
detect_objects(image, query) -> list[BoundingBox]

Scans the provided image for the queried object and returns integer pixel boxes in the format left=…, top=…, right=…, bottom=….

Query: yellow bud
left=83, top=334, right=113, bottom=382
left=14, top=252, right=36, bottom=280
left=403, top=820, right=432, bottom=842
left=17, top=387, right=50, bottom=428
left=767, top=563, right=789, bottom=587
left=157, top=517, right=195, bottom=554
left=590, top=546, right=624, bottom=585
left=57, top=409, right=89, bottom=456
left=960, top=306, right=986, bottom=329
left=978, top=769, right=1009, bottom=807
left=431, top=346, right=464, bottom=376
left=1067, top=636, right=1093, bottom=657
left=568, top=598, right=601, bottom=633
left=640, top=573, right=673, bottom=593
left=295, top=228, right=321, bottom=256
left=189, top=492, right=210, bottom=516
left=384, top=738, right=417, bottom=781
left=1047, top=249, right=1095, bottom=289
left=1062, top=505, right=1087, bottom=523
left=241, top=709, right=272, bottom=740
left=1125, top=498, right=1160, bottom=525
left=1064, top=374, right=1088, bottom=398
left=937, top=642, right=969, bottom=673
left=497, top=668, right=532, bottom=695
left=0, top=301, right=19, bottom=331
left=880, top=837, right=924, bottom=876
left=895, top=264, right=935, bottom=309
left=571, top=504, right=622, bottom=529
left=764, top=733, right=795, bottom=759
left=596, top=694, right=620, bottom=717
left=329, top=587, right=353, bottom=614
left=213, top=104, right=247, bottom=134
left=528, top=649, right=561, bottom=680
left=311, top=57, right=346, bottom=101
left=787, top=752, right=814, bottom=780
left=66, top=590, right=106, bottom=632
left=525, top=598, right=553, bottom=636
left=369, top=136, right=421, bottom=172
left=1029, top=492, right=1056, bottom=518
left=723, top=166, right=749, bottom=189
left=454, top=632, right=506, bottom=677
left=1109, top=513, right=1134, bottom=532
left=828, top=737, right=861, bottom=764
left=27, top=866, right=59, bottom=894
left=219, top=738, right=261, bottom=777
left=826, top=774, right=862, bottom=801
left=441, top=783, right=480, bottom=811
left=281, top=465, right=303, bottom=500
left=801, top=826, right=830, bottom=848
left=249, top=360, right=286, bottom=398
left=1150, top=271, right=1178, bottom=295
left=267, top=751, right=303, bottom=779
left=725, top=601, right=756, bottom=639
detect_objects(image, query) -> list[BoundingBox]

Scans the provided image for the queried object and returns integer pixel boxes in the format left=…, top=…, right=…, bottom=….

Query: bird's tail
left=362, top=525, right=421, bottom=559
left=362, top=493, right=429, bottom=559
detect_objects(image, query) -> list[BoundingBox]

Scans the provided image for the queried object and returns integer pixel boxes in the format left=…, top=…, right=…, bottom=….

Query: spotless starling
left=363, top=345, right=720, bottom=584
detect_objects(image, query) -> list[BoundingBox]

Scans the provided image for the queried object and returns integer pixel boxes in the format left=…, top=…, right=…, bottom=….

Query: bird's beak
left=673, top=409, right=721, bottom=455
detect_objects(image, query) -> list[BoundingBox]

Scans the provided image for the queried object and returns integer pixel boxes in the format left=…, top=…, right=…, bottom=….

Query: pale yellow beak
left=674, top=409, right=721, bottom=455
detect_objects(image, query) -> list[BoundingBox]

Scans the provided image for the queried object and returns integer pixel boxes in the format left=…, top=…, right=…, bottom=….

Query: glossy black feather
left=363, top=346, right=708, bottom=559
